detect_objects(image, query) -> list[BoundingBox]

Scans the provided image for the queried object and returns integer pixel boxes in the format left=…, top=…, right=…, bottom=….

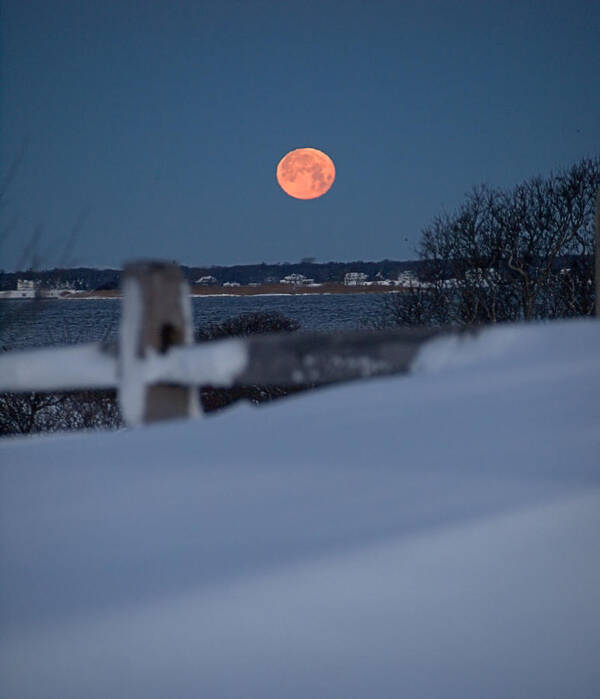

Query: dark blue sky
left=1, top=0, right=599, bottom=270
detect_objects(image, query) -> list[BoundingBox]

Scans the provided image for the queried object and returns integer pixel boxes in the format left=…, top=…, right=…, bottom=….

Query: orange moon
left=276, top=147, right=335, bottom=200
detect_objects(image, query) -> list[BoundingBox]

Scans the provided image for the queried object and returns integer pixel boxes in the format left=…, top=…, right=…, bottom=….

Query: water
left=0, top=294, right=387, bottom=350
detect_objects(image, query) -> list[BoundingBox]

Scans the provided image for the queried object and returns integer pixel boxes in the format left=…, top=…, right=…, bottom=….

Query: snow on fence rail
left=0, top=261, right=461, bottom=426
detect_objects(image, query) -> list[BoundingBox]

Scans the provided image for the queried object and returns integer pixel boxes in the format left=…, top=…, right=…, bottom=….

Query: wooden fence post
left=119, top=261, right=199, bottom=425
left=595, top=188, right=600, bottom=317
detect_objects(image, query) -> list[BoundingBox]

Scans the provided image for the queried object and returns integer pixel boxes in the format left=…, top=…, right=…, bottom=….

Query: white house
left=194, top=275, right=218, bottom=286
left=280, top=274, right=314, bottom=285
left=344, top=272, right=369, bottom=286
left=396, top=271, right=418, bottom=287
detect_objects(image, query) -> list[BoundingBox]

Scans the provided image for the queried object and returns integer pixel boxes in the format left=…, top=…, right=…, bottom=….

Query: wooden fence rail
left=0, top=261, right=461, bottom=426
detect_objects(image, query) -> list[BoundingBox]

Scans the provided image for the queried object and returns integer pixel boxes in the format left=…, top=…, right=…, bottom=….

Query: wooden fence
left=0, top=261, right=460, bottom=426
left=4, top=192, right=600, bottom=427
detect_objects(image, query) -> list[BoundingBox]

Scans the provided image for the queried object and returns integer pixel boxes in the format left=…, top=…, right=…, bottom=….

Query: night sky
left=1, top=0, right=599, bottom=271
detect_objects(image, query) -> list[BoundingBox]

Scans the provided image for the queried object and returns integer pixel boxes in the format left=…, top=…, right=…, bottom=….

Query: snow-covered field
left=1, top=319, right=599, bottom=698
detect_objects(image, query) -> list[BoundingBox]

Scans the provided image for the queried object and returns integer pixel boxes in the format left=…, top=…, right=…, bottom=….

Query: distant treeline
left=0, top=253, right=592, bottom=292
left=0, top=259, right=425, bottom=291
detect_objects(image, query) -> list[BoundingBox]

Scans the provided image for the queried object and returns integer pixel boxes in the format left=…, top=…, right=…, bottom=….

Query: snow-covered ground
left=1, top=319, right=599, bottom=698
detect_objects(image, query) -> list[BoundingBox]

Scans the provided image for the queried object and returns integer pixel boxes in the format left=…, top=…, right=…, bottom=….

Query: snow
left=118, top=276, right=145, bottom=424
left=0, top=336, right=248, bottom=395
left=0, top=341, right=117, bottom=391
left=1, top=318, right=599, bottom=698
left=144, top=338, right=248, bottom=387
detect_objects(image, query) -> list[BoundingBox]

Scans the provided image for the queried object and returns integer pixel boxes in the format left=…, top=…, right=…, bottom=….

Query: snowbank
left=1, top=319, right=599, bottom=698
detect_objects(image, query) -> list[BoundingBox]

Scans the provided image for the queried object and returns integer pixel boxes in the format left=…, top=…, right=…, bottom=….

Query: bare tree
left=380, top=157, right=600, bottom=328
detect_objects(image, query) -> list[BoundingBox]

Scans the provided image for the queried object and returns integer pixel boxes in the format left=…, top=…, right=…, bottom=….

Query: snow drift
left=1, top=319, right=599, bottom=698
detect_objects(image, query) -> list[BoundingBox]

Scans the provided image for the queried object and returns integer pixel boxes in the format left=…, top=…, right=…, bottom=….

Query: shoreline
left=0, top=283, right=406, bottom=300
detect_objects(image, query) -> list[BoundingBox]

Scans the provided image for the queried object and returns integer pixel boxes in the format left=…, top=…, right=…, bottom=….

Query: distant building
left=17, top=279, right=39, bottom=292
left=344, top=272, right=369, bottom=286
left=396, top=271, right=418, bottom=286
left=222, top=281, right=241, bottom=287
left=280, top=273, right=314, bottom=285
left=464, top=268, right=500, bottom=286
left=465, top=268, right=484, bottom=282
left=13, top=279, right=39, bottom=298
left=194, top=275, right=218, bottom=286
left=0, top=279, right=41, bottom=300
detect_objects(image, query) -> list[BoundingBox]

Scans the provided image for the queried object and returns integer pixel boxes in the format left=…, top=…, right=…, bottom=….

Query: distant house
left=280, top=274, right=314, bottom=285
left=465, top=268, right=484, bottom=282
left=17, top=279, right=39, bottom=292
left=16, top=279, right=39, bottom=298
left=464, top=268, right=500, bottom=286
left=194, top=275, right=218, bottom=286
left=0, top=279, right=41, bottom=300
left=396, top=271, right=418, bottom=287
left=222, top=281, right=241, bottom=287
left=344, top=272, right=369, bottom=286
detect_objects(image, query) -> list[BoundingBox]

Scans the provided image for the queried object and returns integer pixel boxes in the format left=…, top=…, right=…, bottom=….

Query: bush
left=0, top=389, right=122, bottom=437
left=196, top=311, right=310, bottom=413
left=196, top=311, right=300, bottom=340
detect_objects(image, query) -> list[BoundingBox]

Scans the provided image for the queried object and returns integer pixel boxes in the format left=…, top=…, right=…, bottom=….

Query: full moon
left=276, top=147, right=335, bottom=200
